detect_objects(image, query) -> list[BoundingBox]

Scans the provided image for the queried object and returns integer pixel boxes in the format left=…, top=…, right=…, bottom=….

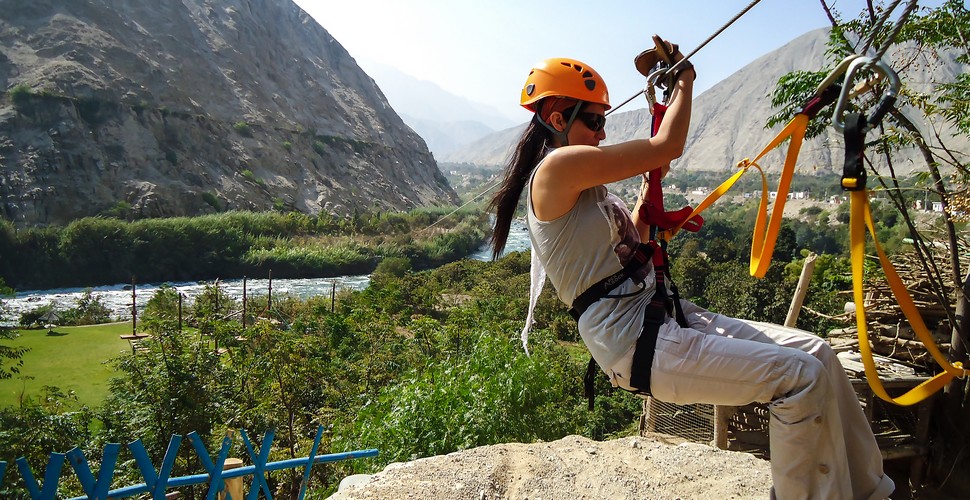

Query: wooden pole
left=131, top=276, right=137, bottom=336
left=713, top=405, right=738, bottom=450
left=331, top=281, right=336, bottom=312
left=178, top=292, right=183, bottom=332
left=218, top=458, right=245, bottom=500
left=242, top=276, right=248, bottom=328
left=267, top=269, right=273, bottom=311
left=785, top=252, right=817, bottom=327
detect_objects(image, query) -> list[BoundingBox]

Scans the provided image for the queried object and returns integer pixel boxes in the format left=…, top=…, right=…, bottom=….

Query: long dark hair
left=487, top=116, right=551, bottom=260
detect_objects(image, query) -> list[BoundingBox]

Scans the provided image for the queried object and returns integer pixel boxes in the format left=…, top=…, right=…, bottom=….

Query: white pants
left=608, top=300, right=895, bottom=500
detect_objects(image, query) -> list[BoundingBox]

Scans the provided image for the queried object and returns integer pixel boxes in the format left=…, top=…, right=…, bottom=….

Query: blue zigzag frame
left=0, top=425, right=378, bottom=499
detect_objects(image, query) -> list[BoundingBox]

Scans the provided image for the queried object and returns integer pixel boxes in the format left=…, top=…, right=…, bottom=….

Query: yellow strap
left=667, top=114, right=809, bottom=278
left=849, top=190, right=967, bottom=406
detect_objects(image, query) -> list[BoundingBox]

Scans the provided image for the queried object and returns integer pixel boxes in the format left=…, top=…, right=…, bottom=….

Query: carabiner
left=832, top=56, right=900, bottom=133
left=796, top=56, right=861, bottom=119
left=645, top=68, right=669, bottom=109
left=812, top=55, right=861, bottom=97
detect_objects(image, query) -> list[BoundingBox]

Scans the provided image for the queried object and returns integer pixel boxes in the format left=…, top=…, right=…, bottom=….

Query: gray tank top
left=527, top=158, right=657, bottom=370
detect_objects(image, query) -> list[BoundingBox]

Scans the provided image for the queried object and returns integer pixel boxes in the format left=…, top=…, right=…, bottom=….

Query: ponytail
left=487, top=117, right=550, bottom=260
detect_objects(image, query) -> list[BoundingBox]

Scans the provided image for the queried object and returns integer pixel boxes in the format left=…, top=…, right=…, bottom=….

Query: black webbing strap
left=578, top=240, right=692, bottom=410
left=569, top=243, right=654, bottom=321
left=583, top=357, right=599, bottom=411
left=657, top=239, right=689, bottom=328
left=841, top=112, right=868, bottom=191
left=629, top=303, right=665, bottom=394
left=583, top=303, right=666, bottom=409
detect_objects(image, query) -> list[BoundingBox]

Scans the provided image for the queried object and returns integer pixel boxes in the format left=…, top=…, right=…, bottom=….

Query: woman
left=488, top=49, right=894, bottom=499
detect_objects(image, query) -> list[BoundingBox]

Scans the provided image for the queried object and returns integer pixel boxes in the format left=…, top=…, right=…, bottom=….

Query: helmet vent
left=526, top=83, right=536, bottom=96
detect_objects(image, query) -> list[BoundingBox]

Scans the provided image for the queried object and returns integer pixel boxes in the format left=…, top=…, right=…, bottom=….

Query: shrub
left=241, top=169, right=261, bottom=185
left=8, top=83, right=33, bottom=110
left=100, top=201, right=132, bottom=220
left=63, top=289, right=112, bottom=325
left=374, top=256, right=412, bottom=278
left=201, top=191, right=222, bottom=211
left=144, top=285, right=181, bottom=319
left=19, top=303, right=57, bottom=328
left=233, top=121, right=252, bottom=137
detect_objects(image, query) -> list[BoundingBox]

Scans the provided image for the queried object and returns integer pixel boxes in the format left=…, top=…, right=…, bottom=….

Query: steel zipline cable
left=607, top=0, right=764, bottom=116
left=422, top=0, right=769, bottom=233
left=867, top=0, right=919, bottom=61
left=419, top=175, right=503, bottom=233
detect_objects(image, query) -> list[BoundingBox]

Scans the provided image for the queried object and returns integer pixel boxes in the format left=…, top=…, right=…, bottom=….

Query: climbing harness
left=575, top=238, right=686, bottom=409
left=576, top=0, right=769, bottom=403
left=577, top=36, right=699, bottom=410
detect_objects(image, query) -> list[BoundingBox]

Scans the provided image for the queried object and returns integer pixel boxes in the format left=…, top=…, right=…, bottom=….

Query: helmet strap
left=533, top=103, right=582, bottom=146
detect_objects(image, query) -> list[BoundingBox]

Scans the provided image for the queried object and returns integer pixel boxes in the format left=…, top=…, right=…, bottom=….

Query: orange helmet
left=520, top=58, right=610, bottom=112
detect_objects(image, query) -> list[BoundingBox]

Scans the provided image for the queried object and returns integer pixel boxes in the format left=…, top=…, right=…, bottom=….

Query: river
left=0, top=219, right=531, bottom=326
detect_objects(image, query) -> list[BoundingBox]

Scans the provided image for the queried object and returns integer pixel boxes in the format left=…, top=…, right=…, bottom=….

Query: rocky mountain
left=0, top=0, right=459, bottom=227
left=445, top=29, right=968, bottom=179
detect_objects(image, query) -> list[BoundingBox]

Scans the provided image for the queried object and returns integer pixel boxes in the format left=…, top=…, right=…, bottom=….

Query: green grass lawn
left=0, top=322, right=134, bottom=408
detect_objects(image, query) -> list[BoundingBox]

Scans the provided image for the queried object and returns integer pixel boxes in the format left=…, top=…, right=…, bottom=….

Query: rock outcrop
left=0, top=0, right=458, bottom=227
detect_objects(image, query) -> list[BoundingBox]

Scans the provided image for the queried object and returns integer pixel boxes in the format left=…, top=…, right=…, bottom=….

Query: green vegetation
left=240, top=168, right=263, bottom=185
left=0, top=3, right=966, bottom=497
left=17, top=289, right=113, bottom=328
left=201, top=191, right=222, bottom=211
left=0, top=322, right=131, bottom=407
left=0, top=209, right=489, bottom=290
left=0, top=196, right=957, bottom=496
left=1, top=194, right=889, bottom=495
left=7, top=83, right=33, bottom=110
left=100, top=200, right=132, bottom=220
left=233, top=120, right=253, bottom=137
left=0, top=253, right=638, bottom=497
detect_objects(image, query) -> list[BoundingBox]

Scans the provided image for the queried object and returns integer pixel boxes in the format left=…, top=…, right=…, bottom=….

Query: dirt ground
left=328, top=433, right=773, bottom=499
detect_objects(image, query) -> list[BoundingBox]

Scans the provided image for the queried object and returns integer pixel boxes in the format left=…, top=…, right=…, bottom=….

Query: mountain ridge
left=0, top=0, right=458, bottom=227
left=443, top=28, right=968, bottom=178
left=360, top=60, right=517, bottom=157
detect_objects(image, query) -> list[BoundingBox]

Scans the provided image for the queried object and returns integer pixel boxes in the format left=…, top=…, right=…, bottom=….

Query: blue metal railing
left=1, top=425, right=378, bottom=499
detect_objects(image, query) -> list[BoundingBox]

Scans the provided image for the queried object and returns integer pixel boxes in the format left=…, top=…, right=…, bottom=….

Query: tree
left=0, top=387, right=94, bottom=497
left=770, top=1, right=969, bottom=494
left=63, top=289, right=112, bottom=325
left=0, top=278, right=27, bottom=380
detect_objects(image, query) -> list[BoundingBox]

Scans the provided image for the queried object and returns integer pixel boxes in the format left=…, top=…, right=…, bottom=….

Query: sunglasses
left=576, top=112, right=606, bottom=132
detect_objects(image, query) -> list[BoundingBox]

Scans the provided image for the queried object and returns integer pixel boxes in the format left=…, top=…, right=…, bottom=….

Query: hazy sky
left=293, top=1, right=939, bottom=121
